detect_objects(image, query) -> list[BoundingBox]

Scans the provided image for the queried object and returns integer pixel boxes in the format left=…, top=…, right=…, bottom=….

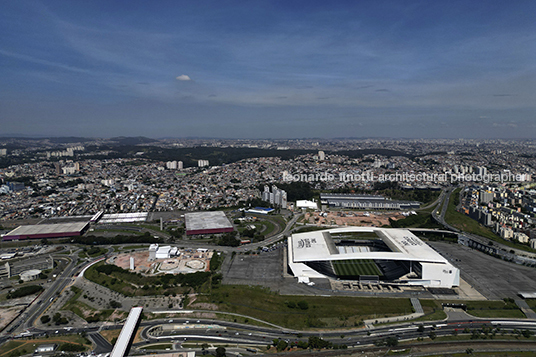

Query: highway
left=6, top=312, right=536, bottom=355
left=133, top=317, right=536, bottom=352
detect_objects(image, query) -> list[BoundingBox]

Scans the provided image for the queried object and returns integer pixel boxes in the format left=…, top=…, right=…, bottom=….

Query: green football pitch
left=332, top=259, right=383, bottom=277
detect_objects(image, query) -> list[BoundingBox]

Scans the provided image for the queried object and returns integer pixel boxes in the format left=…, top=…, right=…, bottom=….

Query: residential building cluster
left=0, top=139, right=534, bottom=224
left=261, top=185, right=287, bottom=207
left=461, top=185, right=536, bottom=247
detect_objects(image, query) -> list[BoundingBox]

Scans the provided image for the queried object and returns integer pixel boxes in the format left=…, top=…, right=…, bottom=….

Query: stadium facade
left=288, top=227, right=459, bottom=288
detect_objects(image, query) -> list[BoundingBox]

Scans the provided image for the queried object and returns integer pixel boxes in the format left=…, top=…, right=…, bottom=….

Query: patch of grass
left=100, top=329, right=121, bottom=344
left=0, top=335, right=91, bottom=357
left=435, top=299, right=526, bottom=319
left=524, top=299, right=536, bottom=310
left=409, top=299, right=525, bottom=321
left=259, top=220, right=275, bottom=236
left=78, top=247, right=107, bottom=259
left=411, top=299, right=447, bottom=322
left=332, top=259, right=382, bottom=277
left=92, top=229, right=144, bottom=235
left=465, top=300, right=518, bottom=310
left=122, top=244, right=149, bottom=250
left=467, top=309, right=526, bottom=318
left=270, top=215, right=287, bottom=230
left=130, top=224, right=165, bottom=233
left=198, top=285, right=412, bottom=330
left=0, top=341, right=25, bottom=357
left=444, top=189, right=503, bottom=241
left=61, top=286, right=99, bottom=321
left=390, top=212, right=442, bottom=229
left=410, top=309, right=447, bottom=322
left=85, top=261, right=211, bottom=296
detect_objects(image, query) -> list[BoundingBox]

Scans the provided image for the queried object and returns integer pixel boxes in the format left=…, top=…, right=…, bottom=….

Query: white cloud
left=176, top=74, right=191, bottom=81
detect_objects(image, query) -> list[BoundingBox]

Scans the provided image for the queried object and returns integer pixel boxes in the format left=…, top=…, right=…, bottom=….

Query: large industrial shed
left=184, top=211, right=234, bottom=235
left=2, top=222, right=89, bottom=241
left=288, top=227, right=459, bottom=288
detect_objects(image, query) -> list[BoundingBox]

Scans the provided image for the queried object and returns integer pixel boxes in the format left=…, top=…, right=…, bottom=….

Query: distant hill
left=335, top=148, right=412, bottom=158
left=48, top=137, right=96, bottom=144
left=108, top=136, right=158, bottom=145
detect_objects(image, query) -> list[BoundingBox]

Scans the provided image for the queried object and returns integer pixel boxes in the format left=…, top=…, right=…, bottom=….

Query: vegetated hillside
left=83, top=146, right=315, bottom=167
left=47, top=137, right=96, bottom=144
left=334, top=148, right=412, bottom=158
left=107, top=136, right=159, bottom=145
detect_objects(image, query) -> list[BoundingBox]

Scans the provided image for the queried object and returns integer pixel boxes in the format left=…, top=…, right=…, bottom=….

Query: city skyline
left=1, top=0, right=535, bottom=139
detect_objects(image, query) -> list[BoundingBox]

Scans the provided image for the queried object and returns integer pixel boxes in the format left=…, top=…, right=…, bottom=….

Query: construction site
left=109, top=247, right=213, bottom=275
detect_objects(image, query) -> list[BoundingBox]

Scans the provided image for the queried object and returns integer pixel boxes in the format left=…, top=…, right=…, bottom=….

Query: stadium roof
left=291, top=227, right=449, bottom=264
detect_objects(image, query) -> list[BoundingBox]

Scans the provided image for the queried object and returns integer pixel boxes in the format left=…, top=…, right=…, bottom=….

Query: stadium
left=287, top=227, right=459, bottom=288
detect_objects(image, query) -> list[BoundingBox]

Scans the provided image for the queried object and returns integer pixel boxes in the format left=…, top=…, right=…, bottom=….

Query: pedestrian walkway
left=515, top=300, right=536, bottom=319
left=411, top=297, right=424, bottom=314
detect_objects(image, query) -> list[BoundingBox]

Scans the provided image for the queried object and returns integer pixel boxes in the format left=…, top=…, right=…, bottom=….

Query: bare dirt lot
left=303, top=211, right=404, bottom=227
left=110, top=249, right=212, bottom=275
left=0, top=305, right=25, bottom=331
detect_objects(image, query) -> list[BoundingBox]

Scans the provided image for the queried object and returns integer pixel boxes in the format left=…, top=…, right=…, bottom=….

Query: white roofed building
left=155, top=246, right=171, bottom=259
left=288, top=227, right=459, bottom=288
left=296, top=200, right=318, bottom=210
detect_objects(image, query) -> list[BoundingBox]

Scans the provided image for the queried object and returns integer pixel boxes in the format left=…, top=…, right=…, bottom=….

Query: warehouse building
left=2, top=222, right=89, bottom=241
left=320, top=193, right=420, bottom=210
left=184, top=211, right=234, bottom=235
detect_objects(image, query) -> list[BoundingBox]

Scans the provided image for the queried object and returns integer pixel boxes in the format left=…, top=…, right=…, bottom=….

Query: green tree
left=385, top=337, right=398, bottom=347
left=215, top=346, right=226, bottom=357
left=109, top=300, right=122, bottom=309
left=276, top=339, right=288, bottom=352
left=297, top=300, right=309, bottom=310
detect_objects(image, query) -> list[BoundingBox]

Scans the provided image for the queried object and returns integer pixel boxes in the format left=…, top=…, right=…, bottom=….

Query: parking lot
left=223, top=249, right=284, bottom=285
left=430, top=241, right=536, bottom=300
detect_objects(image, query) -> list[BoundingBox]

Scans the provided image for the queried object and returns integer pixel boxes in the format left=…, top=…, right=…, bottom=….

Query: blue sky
left=1, top=0, right=535, bottom=138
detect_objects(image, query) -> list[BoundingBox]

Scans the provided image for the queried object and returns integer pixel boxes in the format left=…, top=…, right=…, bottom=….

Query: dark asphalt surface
left=430, top=241, right=536, bottom=300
